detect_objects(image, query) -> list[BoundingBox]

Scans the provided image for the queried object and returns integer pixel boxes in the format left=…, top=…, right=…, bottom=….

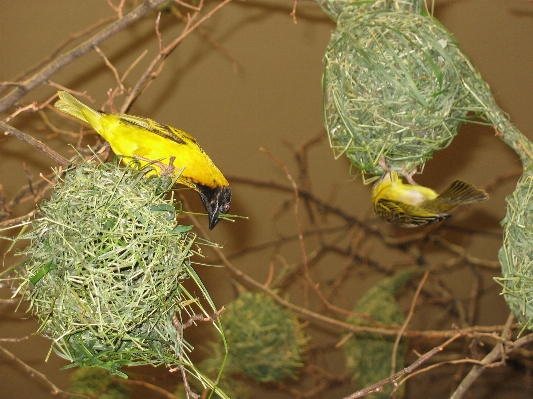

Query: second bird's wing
left=428, top=179, right=489, bottom=209
left=374, top=199, right=450, bottom=228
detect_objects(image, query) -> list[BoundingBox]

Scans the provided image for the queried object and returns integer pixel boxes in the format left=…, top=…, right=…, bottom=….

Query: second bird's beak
left=197, top=185, right=232, bottom=229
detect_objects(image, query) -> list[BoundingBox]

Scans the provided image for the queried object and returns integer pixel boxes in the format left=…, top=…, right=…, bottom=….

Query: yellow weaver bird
left=55, top=91, right=231, bottom=230
left=372, top=164, right=488, bottom=228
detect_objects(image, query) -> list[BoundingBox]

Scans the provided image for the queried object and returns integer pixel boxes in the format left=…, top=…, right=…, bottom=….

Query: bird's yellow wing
left=100, top=113, right=228, bottom=187
left=113, top=113, right=200, bottom=149
left=374, top=198, right=449, bottom=228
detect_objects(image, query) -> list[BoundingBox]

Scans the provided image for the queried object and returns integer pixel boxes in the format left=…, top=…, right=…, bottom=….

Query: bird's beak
left=197, top=185, right=232, bottom=230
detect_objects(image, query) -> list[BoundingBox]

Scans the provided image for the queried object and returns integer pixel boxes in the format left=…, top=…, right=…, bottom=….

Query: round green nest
left=323, top=4, right=477, bottom=175
left=497, top=172, right=533, bottom=332
left=221, top=292, right=307, bottom=382
left=14, top=159, right=207, bottom=376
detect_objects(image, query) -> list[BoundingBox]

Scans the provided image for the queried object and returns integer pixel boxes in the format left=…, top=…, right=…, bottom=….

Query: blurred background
left=1, top=1, right=532, bottom=398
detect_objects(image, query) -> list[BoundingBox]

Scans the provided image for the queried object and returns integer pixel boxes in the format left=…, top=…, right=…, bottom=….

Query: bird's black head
left=197, top=185, right=232, bottom=230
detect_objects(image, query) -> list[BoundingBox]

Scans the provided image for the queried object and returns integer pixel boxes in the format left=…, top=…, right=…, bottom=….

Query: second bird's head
left=197, top=185, right=232, bottom=229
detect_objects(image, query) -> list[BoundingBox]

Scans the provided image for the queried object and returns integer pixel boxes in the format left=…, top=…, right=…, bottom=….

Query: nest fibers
left=497, top=172, right=533, bottom=333
left=323, top=2, right=480, bottom=176
left=11, top=159, right=218, bottom=377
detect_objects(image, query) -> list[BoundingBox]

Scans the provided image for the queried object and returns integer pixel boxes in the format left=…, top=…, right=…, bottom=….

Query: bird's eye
left=221, top=203, right=230, bottom=213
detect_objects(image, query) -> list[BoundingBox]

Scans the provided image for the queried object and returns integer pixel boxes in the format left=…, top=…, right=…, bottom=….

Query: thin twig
left=392, top=270, right=430, bottom=373
left=38, top=110, right=79, bottom=139
left=0, top=336, right=29, bottom=343
left=168, top=6, right=242, bottom=73
left=47, top=82, right=94, bottom=102
left=397, top=333, right=466, bottom=387
left=291, top=0, right=299, bottom=24
left=94, top=46, right=125, bottom=92
left=176, top=0, right=201, bottom=11
left=3, top=177, right=52, bottom=221
left=120, top=379, right=180, bottom=399
left=0, top=209, right=38, bottom=228
left=3, top=102, right=39, bottom=123
left=106, top=0, right=127, bottom=18
left=450, top=312, right=515, bottom=399
left=122, top=49, right=149, bottom=83
left=344, top=338, right=456, bottom=399
left=0, top=345, right=88, bottom=398
left=0, top=121, right=69, bottom=166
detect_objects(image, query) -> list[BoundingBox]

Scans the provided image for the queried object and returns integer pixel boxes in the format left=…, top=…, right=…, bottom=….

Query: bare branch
left=0, top=121, right=69, bottom=166
left=3, top=103, right=38, bottom=123
left=450, top=313, right=515, bottom=399
left=345, top=342, right=449, bottom=399
left=119, top=379, right=180, bottom=399
left=94, top=46, right=125, bottom=93
left=392, top=271, right=430, bottom=373
left=0, top=0, right=170, bottom=113
left=0, top=345, right=88, bottom=398
left=106, top=0, right=127, bottom=18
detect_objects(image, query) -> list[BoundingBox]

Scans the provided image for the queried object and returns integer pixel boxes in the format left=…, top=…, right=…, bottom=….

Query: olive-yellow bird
left=372, top=170, right=488, bottom=228
left=55, top=91, right=231, bottom=229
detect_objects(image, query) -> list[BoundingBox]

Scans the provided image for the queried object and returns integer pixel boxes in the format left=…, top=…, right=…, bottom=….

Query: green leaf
left=30, top=260, right=57, bottom=285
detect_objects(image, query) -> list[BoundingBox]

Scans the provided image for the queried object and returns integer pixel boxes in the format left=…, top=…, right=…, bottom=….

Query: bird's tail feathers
left=55, top=91, right=102, bottom=128
left=428, top=180, right=488, bottom=210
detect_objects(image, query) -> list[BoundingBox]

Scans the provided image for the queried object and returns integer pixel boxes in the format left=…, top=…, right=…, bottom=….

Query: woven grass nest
left=497, top=171, right=533, bottom=333
left=323, top=1, right=478, bottom=176
left=12, top=159, right=214, bottom=377
left=220, top=292, right=307, bottom=382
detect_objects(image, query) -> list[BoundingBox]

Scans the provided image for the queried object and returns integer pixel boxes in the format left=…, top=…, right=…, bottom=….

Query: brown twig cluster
left=183, top=131, right=529, bottom=398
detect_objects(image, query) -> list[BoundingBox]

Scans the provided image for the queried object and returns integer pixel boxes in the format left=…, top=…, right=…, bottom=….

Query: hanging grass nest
left=322, top=0, right=483, bottom=176
left=497, top=171, right=533, bottom=333
left=10, top=159, right=219, bottom=377
left=220, top=292, right=307, bottom=382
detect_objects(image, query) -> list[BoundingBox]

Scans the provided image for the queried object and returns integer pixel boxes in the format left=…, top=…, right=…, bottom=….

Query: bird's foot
left=378, top=155, right=391, bottom=173
left=402, top=165, right=418, bottom=185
